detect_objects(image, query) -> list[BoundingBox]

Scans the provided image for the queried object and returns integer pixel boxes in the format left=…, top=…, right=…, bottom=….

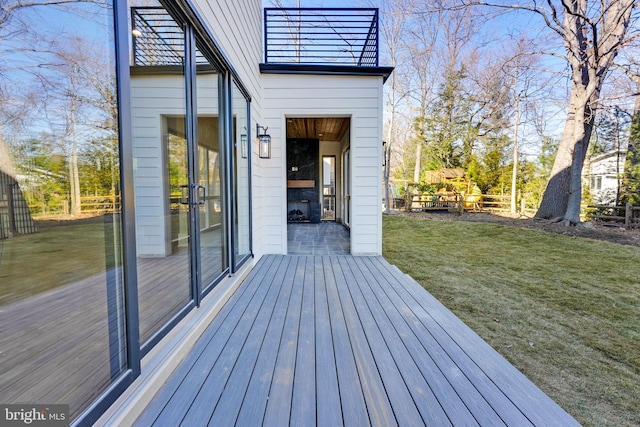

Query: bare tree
left=381, top=1, right=408, bottom=213
left=420, top=0, right=638, bottom=224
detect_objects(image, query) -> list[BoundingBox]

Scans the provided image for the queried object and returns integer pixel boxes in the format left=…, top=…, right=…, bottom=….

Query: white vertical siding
left=261, top=73, right=384, bottom=255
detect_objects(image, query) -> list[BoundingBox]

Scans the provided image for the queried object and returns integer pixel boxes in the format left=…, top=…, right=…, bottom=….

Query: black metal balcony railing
left=131, top=7, right=207, bottom=67
left=264, top=8, right=379, bottom=67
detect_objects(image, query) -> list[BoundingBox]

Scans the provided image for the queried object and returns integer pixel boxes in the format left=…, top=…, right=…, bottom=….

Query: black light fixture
left=240, top=134, right=247, bottom=159
left=382, top=140, right=387, bottom=167
left=256, top=123, right=271, bottom=159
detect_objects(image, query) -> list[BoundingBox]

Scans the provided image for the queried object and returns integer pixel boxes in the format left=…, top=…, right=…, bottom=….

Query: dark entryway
left=287, top=138, right=321, bottom=223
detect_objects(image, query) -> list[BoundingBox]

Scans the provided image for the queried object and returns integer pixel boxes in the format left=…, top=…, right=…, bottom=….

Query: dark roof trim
left=259, top=63, right=394, bottom=83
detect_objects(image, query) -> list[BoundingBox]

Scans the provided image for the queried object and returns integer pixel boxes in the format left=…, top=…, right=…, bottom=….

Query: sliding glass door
left=130, top=3, right=230, bottom=345
left=232, top=80, right=251, bottom=268
left=195, top=54, right=226, bottom=294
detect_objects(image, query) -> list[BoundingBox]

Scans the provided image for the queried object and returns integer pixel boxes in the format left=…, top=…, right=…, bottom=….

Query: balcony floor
left=133, top=254, right=578, bottom=426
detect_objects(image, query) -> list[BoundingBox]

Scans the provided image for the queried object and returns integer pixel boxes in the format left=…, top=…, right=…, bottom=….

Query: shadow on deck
left=129, top=255, right=579, bottom=426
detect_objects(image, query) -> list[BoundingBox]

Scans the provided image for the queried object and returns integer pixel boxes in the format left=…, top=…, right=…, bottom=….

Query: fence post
left=626, top=202, right=633, bottom=226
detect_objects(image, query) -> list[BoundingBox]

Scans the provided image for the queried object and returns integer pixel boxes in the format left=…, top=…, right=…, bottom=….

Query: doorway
left=285, top=117, right=351, bottom=254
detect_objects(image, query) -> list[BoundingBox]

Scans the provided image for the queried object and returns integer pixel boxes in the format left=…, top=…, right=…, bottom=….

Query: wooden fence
left=29, top=195, right=120, bottom=218
left=406, top=193, right=521, bottom=214
left=587, top=203, right=640, bottom=226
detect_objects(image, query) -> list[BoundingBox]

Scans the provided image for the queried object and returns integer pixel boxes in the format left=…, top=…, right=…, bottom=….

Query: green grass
left=0, top=218, right=110, bottom=306
left=383, top=215, right=640, bottom=427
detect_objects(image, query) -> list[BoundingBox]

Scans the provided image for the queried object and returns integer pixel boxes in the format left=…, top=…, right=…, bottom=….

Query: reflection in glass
left=196, top=50, right=226, bottom=290
left=130, top=3, right=193, bottom=344
left=0, top=0, right=126, bottom=420
left=232, top=82, right=251, bottom=265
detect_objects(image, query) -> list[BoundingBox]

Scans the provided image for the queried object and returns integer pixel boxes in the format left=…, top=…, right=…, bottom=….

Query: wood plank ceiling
left=286, top=117, right=350, bottom=142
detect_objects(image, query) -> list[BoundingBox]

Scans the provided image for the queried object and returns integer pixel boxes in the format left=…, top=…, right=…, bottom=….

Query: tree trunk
left=535, top=101, right=577, bottom=220
left=69, top=65, right=81, bottom=216
left=534, top=0, right=635, bottom=223
left=413, top=141, right=422, bottom=183
left=384, top=145, right=392, bottom=213
left=510, top=87, right=519, bottom=214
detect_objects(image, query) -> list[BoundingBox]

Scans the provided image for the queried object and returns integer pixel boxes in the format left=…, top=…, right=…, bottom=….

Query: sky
left=266, top=0, right=637, bottom=160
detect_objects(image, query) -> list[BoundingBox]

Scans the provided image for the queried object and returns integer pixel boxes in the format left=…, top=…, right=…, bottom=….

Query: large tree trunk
left=413, top=142, right=422, bottom=183
left=533, top=0, right=635, bottom=224
left=563, top=90, right=597, bottom=224
left=535, top=101, right=577, bottom=220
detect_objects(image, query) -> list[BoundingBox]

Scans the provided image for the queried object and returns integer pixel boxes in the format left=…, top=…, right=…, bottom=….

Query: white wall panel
left=261, top=73, right=383, bottom=255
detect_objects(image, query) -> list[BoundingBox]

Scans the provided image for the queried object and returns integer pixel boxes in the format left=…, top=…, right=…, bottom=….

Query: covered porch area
left=101, top=254, right=579, bottom=426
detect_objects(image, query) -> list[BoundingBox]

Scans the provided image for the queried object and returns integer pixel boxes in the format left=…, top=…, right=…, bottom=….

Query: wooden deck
left=0, top=253, right=205, bottom=419
left=134, top=255, right=580, bottom=426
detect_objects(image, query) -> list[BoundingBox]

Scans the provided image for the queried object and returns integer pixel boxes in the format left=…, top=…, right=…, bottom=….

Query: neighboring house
left=584, top=149, right=627, bottom=205
left=0, top=1, right=391, bottom=424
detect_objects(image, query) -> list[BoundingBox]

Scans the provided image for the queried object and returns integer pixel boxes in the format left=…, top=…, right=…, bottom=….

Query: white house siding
left=585, top=150, right=627, bottom=205
left=261, top=73, right=384, bottom=255
left=131, top=74, right=219, bottom=256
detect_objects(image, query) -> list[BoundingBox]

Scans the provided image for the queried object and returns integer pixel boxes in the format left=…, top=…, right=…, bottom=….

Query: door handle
left=180, top=185, right=190, bottom=205
left=196, top=185, right=206, bottom=205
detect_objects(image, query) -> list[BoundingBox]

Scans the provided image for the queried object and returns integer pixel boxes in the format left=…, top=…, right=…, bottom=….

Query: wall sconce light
left=257, top=123, right=271, bottom=159
left=240, top=134, right=247, bottom=159
left=382, top=140, right=387, bottom=167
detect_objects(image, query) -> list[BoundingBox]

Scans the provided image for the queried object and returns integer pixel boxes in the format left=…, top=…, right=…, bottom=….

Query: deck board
left=174, top=256, right=283, bottom=425
left=352, top=256, right=473, bottom=426
left=233, top=256, right=298, bottom=426
left=206, top=256, right=292, bottom=426
left=290, top=256, right=317, bottom=426
left=313, top=256, right=342, bottom=427
left=261, top=256, right=305, bottom=426
left=361, top=257, right=507, bottom=426
left=322, top=255, right=370, bottom=427
left=134, top=255, right=580, bottom=427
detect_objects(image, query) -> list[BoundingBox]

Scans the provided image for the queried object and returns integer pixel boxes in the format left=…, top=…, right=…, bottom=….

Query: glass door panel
left=195, top=54, right=226, bottom=290
left=322, top=156, right=336, bottom=221
left=130, top=4, right=193, bottom=344
left=342, top=149, right=350, bottom=227
left=0, top=0, right=127, bottom=420
left=232, top=81, right=251, bottom=266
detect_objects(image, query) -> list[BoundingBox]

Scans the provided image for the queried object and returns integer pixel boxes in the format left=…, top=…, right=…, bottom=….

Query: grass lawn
left=382, top=214, right=640, bottom=427
left=0, top=217, right=111, bottom=306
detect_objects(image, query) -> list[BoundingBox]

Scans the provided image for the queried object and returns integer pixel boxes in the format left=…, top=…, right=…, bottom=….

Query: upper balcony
left=129, top=7, right=392, bottom=81
left=261, top=8, right=392, bottom=81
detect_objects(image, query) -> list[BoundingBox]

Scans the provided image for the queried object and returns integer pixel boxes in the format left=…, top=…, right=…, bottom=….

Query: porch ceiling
left=286, top=117, right=349, bottom=142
